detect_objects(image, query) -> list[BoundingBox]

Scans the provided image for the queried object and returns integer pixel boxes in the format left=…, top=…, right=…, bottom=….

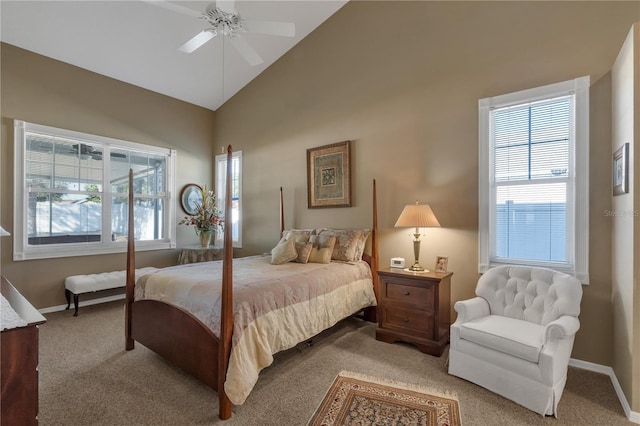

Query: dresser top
left=378, top=267, right=453, bottom=280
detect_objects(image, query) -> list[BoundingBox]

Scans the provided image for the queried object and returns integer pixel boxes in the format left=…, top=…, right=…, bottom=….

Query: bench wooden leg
left=73, top=294, right=79, bottom=317
left=65, top=289, right=80, bottom=316
left=65, top=289, right=71, bottom=310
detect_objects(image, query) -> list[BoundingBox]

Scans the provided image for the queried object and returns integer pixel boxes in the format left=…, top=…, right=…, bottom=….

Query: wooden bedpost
left=371, top=178, right=378, bottom=301
left=363, top=179, right=379, bottom=323
left=279, top=187, right=284, bottom=236
left=125, top=169, right=135, bottom=350
left=218, top=145, right=234, bottom=419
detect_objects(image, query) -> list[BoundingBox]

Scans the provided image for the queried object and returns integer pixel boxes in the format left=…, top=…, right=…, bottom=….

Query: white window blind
left=478, top=77, right=589, bottom=283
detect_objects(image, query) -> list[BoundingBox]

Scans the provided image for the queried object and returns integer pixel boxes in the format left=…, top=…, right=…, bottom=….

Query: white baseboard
left=38, top=293, right=125, bottom=315
left=570, top=358, right=640, bottom=423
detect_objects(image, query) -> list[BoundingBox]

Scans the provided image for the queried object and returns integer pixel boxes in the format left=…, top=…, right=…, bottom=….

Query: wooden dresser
left=1, top=275, right=47, bottom=425
left=376, top=267, right=452, bottom=356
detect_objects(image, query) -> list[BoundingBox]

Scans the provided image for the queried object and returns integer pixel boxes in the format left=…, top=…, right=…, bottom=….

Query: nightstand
left=376, top=267, right=452, bottom=357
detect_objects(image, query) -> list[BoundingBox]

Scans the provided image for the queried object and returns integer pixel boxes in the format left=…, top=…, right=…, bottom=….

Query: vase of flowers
left=178, top=185, right=224, bottom=248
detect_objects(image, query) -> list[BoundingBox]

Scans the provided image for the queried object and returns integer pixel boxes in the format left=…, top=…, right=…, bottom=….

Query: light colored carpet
left=38, top=301, right=631, bottom=425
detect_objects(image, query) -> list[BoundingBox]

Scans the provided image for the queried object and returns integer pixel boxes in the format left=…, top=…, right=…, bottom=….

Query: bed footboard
left=131, top=300, right=219, bottom=390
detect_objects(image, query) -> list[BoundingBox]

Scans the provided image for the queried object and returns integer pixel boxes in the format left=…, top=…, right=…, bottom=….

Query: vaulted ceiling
left=1, top=1, right=347, bottom=111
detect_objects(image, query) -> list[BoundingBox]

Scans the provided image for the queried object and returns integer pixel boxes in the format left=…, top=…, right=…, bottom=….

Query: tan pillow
left=294, top=241, right=313, bottom=264
left=354, top=229, right=371, bottom=261
left=271, top=238, right=298, bottom=265
left=281, top=229, right=313, bottom=243
left=308, top=235, right=336, bottom=264
left=317, top=229, right=363, bottom=262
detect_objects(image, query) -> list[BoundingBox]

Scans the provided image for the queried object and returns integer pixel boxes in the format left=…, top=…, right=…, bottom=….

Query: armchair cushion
left=459, top=315, right=545, bottom=363
left=476, top=265, right=582, bottom=325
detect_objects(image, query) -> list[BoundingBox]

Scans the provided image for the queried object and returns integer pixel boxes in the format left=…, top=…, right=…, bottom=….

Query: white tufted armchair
left=448, top=265, right=582, bottom=416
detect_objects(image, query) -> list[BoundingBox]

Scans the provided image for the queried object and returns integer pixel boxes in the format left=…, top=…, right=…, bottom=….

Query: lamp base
left=405, top=263, right=429, bottom=273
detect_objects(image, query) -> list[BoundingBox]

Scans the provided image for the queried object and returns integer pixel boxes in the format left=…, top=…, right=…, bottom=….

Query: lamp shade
left=394, top=202, right=441, bottom=228
left=0, top=226, right=10, bottom=237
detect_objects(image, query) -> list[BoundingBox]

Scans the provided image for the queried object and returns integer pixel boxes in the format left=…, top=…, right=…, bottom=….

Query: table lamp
left=394, top=201, right=440, bottom=272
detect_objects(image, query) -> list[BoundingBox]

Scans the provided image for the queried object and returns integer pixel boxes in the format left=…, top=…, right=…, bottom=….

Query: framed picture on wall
left=613, top=143, right=629, bottom=196
left=307, top=141, right=351, bottom=208
left=180, top=184, right=203, bottom=215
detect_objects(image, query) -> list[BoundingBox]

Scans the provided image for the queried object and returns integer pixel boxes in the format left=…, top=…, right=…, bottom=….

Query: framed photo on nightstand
left=435, top=256, right=448, bottom=273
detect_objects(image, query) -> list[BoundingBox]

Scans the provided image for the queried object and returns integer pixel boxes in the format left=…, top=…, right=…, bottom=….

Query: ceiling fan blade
left=179, top=31, right=217, bottom=53
left=216, top=0, right=237, bottom=14
left=140, top=0, right=201, bottom=18
left=243, top=20, right=295, bottom=37
left=228, top=34, right=263, bottom=66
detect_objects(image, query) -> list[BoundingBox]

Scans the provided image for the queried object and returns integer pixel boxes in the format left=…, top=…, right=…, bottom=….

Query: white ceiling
left=0, top=1, right=347, bottom=111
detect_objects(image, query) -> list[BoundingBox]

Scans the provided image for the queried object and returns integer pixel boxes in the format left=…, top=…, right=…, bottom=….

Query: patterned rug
left=308, top=371, right=461, bottom=426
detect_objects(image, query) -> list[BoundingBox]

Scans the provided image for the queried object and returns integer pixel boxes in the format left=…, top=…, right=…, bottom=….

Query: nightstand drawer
left=382, top=305, right=433, bottom=336
left=385, top=282, right=434, bottom=309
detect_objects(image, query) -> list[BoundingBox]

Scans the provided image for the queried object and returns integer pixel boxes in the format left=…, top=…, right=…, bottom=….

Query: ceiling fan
left=144, top=0, right=295, bottom=66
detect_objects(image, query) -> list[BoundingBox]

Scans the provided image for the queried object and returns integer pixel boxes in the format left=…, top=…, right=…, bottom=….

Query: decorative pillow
left=308, top=235, right=336, bottom=264
left=294, top=242, right=313, bottom=264
left=271, top=238, right=298, bottom=265
left=281, top=229, right=314, bottom=243
left=317, top=229, right=363, bottom=262
left=354, top=229, right=371, bottom=261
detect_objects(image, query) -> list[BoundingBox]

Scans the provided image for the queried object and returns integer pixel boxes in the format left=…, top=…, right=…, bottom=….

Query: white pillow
left=271, top=238, right=298, bottom=265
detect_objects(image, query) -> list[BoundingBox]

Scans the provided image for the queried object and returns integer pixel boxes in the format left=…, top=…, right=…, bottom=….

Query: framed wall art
left=613, top=143, right=629, bottom=196
left=180, top=183, right=203, bottom=215
left=307, top=141, right=351, bottom=208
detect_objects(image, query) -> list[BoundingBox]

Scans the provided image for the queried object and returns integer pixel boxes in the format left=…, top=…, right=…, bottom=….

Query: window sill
left=13, top=241, right=176, bottom=261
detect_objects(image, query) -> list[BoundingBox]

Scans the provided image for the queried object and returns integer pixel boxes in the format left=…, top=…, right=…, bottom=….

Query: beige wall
left=612, top=22, right=640, bottom=413
left=214, top=1, right=640, bottom=371
left=0, top=43, right=216, bottom=308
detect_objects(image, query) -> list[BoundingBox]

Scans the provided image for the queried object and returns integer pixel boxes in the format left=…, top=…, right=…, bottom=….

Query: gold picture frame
left=307, top=141, right=351, bottom=208
left=613, top=143, right=629, bottom=196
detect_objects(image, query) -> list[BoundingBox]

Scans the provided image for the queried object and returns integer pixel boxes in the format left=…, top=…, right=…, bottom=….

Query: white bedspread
left=135, top=255, right=376, bottom=405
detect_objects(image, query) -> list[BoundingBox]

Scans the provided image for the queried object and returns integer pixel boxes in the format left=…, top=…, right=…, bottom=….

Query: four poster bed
left=125, top=145, right=379, bottom=420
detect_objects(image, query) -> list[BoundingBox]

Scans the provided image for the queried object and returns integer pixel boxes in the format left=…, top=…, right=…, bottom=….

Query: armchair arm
left=544, top=315, right=580, bottom=344
left=453, top=297, right=490, bottom=324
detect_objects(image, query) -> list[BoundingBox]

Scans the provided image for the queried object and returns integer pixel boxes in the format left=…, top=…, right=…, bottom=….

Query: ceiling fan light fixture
left=148, top=0, right=295, bottom=66
left=202, top=4, right=245, bottom=37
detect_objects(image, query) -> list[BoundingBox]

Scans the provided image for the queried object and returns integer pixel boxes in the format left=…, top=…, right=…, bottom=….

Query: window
left=14, top=121, right=176, bottom=260
left=478, top=77, right=589, bottom=283
left=215, top=150, right=242, bottom=248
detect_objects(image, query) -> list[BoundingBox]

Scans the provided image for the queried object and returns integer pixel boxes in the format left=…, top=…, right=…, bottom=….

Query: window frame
left=478, top=76, right=590, bottom=283
left=13, top=120, right=177, bottom=261
left=215, top=150, right=242, bottom=248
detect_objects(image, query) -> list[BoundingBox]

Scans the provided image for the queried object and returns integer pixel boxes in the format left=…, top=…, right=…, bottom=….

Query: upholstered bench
left=64, top=267, right=159, bottom=316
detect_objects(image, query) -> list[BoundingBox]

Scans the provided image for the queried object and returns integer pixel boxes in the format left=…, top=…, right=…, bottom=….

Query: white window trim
left=478, top=76, right=590, bottom=284
left=215, top=150, right=242, bottom=248
left=13, top=120, right=177, bottom=261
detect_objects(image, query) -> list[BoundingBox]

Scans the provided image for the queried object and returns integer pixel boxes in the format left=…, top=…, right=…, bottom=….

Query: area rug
left=308, top=371, right=461, bottom=426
